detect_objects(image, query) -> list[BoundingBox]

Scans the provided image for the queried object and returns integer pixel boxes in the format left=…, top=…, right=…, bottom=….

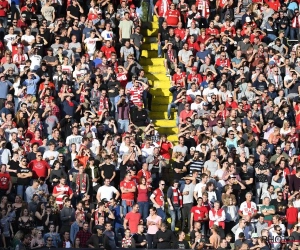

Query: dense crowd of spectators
left=0, top=0, right=300, bottom=250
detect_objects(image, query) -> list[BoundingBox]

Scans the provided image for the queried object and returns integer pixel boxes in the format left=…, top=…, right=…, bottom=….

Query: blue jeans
left=135, top=49, right=141, bottom=62
left=137, top=201, right=149, bottom=223
left=121, top=200, right=133, bottom=217
left=0, top=17, right=7, bottom=28
left=267, top=34, right=277, bottom=41
left=169, top=205, right=181, bottom=231
left=158, top=41, right=165, bottom=57
left=290, top=27, right=299, bottom=40
left=17, top=185, right=27, bottom=200
left=167, top=102, right=177, bottom=117
left=157, top=207, right=166, bottom=222
left=118, top=119, right=129, bottom=133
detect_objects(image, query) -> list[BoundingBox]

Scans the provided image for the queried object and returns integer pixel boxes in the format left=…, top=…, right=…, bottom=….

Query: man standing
left=28, top=152, right=50, bottom=179
left=52, top=177, right=73, bottom=208
left=120, top=171, right=136, bottom=216
left=0, top=164, right=12, bottom=199
left=0, top=74, right=13, bottom=109
left=190, top=197, right=209, bottom=235
left=96, top=179, right=120, bottom=203
left=130, top=26, right=143, bottom=62
left=255, top=154, right=270, bottom=203
left=150, top=180, right=166, bottom=221
left=75, top=222, right=92, bottom=247
left=154, top=223, right=175, bottom=249
left=123, top=203, right=141, bottom=234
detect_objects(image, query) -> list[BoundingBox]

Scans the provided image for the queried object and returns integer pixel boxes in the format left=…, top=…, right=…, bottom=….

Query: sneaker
left=158, top=55, right=162, bottom=58
left=168, top=116, right=171, bottom=120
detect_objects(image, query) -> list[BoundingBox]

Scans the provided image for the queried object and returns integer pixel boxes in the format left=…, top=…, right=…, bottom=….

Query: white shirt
left=29, top=54, right=42, bottom=70
left=202, top=87, right=218, bottom=102
left=66, top=135, right=83, bottom=152
left=21, top=34, right=35, bottom=53
left=97, top=185, right=118, bottom=201
left=194, top=182, right=206, bottom=198
left=84, top=37, right=100, bottom=58
left=43, top=150, right=59, bottom=166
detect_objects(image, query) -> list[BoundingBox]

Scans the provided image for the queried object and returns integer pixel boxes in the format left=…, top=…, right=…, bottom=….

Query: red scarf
left=76, top=173, right=87, bottom=195
left=98, top=96, right=109, bottom=112
left=67, top=101, right=74, bottom=107
left=171, top=187, right=183, bottom=207
left=94, top=209, right=104, bottom=225
left=167, top=49, right=175, bottom=63
left=79, top=86, right=86, bottom=103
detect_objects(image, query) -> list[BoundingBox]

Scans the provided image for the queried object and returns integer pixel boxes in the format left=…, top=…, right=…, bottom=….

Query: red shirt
left=267, top=0, right=280, bottom=11
left=0, top=0, right=8, bottom=17
left=100, top=45, right=116, bottom=59
left=225, top=101, right=238, bottom=110
left=28, top=159, right=50, bottom=179
left=0, top=172, right=10, bottom=190
left=174, top=28, right=186, bottom=40
left=165, top=9, right=180, bottom=26
left=120, top=180, right=135, bottom=200
left=30, top=138, right=43, bottom=146
left=53, top=184, right=73, bottom=205
left=157, top=141, right=172, bottom=160
left=197, top=35, right=209, bottom=44
left=125, top=211, right=141, bottom=233
left=187, top=41, right=200, bottom=54
left=286, top=207, right=298, bottom=224
left=206, top=28, right=219, bottom=36
left=191, top=205, right=209, bottom=222
left=117, top=72, right=128, bottom=88
left=155, top=0, right=171, bottom=17
left=172, top=72, right=186, bottom=87
left=187, top=73, right=203, bottom=86
left=215, top=58, right=231, bottom=68
left=220, top=26, right=236, bottom=36
left=151, top=188, right=164, bottom=207
left=180, top=110, right=194, bottom=123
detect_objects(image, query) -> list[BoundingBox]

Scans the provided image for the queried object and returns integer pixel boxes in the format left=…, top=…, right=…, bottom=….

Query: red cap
left=130, top=4, right=136, bottom=8
left=175, top=34, right=180, bottom=38
left=136, top=102, right=143, bottom=107
left=192, top=66, right=197, bottom=71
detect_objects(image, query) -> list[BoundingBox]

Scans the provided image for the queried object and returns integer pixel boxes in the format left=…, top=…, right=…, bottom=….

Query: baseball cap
left=130, top=4, right=136, bottom=8
left=251, top=233, right=258, bottom=238
left=269, top=61, right=275, bottom=65
left=192, top=66, right=197, bottom=71
left=203, top=102, right=208, bottom=106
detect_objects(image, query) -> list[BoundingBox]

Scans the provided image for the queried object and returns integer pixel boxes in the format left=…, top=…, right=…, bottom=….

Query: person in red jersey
left=0, top=164, right=12, bottom=199
left=190, top=197, right=209, bottom=234
left=123, top=203, right=142, bottom=234
left=174, top=22, right=186, bottom=40
left=52, top=176, right=73, bottom=209
left=165, top=3, right=180, bottom=27
left=154, top=0, right=171, bottom=28
left=28, top=151, right=50, bottom=179
left=150, top=180, right=166, bottom=221
left=172, top=66, right=186, bottom=88
left=100, top=40, right=116, bottom=60
left=120, top=171, right=136, bottom=216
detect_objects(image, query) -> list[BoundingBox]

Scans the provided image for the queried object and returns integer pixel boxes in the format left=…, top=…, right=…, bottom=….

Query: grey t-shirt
left=204, top=160, right=218, bottom=176
left=120, top=46, right=134, bottom=61
left=130, top=33, right=143, bottom=48
left=173, top=145, right=188, bottom=155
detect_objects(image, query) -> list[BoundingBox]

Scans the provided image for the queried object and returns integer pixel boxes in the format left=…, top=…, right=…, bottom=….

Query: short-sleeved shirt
left=125, top=212, right=141, bottom=233
left=191, top=205, right=209, bottom=222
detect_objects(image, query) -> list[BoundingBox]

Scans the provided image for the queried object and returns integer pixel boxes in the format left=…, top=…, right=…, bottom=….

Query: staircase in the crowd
left=141, top=16, right=178, bottom=144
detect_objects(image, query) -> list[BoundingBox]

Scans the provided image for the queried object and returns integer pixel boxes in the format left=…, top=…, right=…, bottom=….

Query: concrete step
left=151, top=111, right=177, bottom=119
left=143, top=65, right=166, bottom=73
left=142, top=29, right=158, bottom=37
left=168, top=134, right=179, bottom=142
left=142, top=22, right=159, bottom=29
left=140, top=58, right=165, bottom=65
left=150, top=104, right=168, bottom=112
left=143, top=43, right=158, bottom=50
left=149, top=79, right=170, bottom=87
left=154, top=119, right=176, bottom=127
left=156, top=126, right=179, bottom=134
left=150, top=87, right=170, bottom=96
left=144, top=37, right=158, bottom=44
left=152, top=96, right=172, bottom=104
left=142, top=50, right=159, bottom=58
